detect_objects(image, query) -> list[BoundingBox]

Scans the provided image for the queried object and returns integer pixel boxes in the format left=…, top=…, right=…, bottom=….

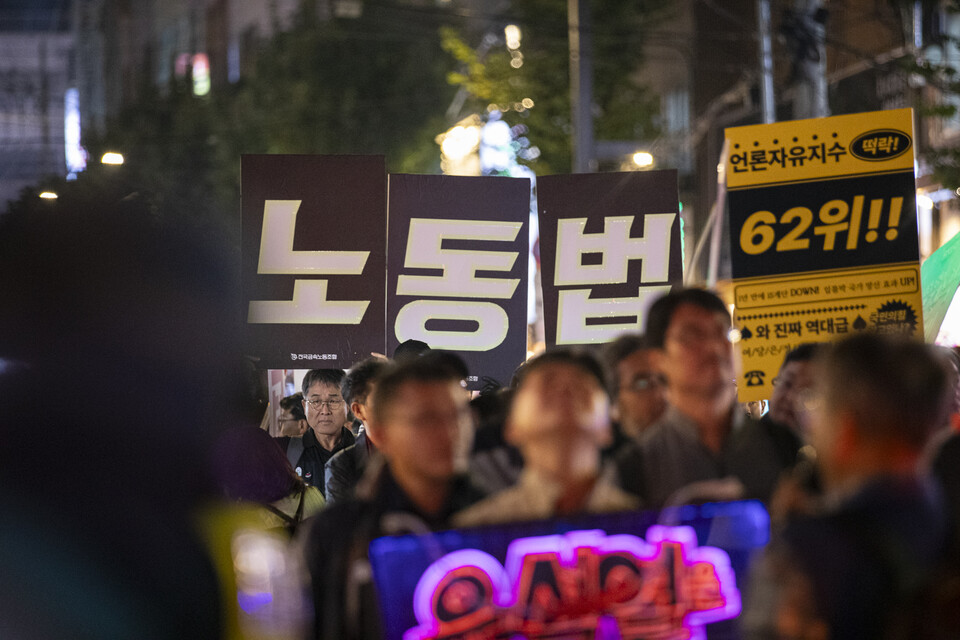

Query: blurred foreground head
left=809, top=333, right=952, bottom=490
left=508, top=348, right=611, bottom=452
left=0, top=196, right=248, bottom=637
left=644, top=287, right=735, bottom=403
left=370, top=358, right=473, bottom=487
left=0, top=197, right=248, bottom=498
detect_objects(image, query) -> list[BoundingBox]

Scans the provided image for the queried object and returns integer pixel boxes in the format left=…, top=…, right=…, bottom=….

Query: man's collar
left=659, top=402, right=748, bottom=439
left=302, top=425, right=355, bottom=450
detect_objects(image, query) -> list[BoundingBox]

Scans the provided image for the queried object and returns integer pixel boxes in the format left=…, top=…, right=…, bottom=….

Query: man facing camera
left=615, top=288, right=791, bottom=508
left=455, top=349, right=637, bottom=527
left=281, top=369, right=354, bottom=495
left=301, top=358, right=482, bottom=640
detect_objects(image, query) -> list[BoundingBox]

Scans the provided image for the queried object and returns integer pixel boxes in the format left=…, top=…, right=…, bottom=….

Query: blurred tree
left=441, top=0, right=668, bottom=174
left=874, top=0, right=960, bottom=190
left=6, top=0, right=461, bottom=225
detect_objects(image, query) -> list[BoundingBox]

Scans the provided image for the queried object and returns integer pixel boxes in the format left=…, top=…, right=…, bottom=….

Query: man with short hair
left=744, top=334, right=952, bottom=638
left=324, top=357, right=388, bottom=505
left=302, top=358, right=482, bottom=640
left=282, top=369, right=354, bottom=495
left=601, top=333, right=668, bottom=454
left=275, top=392, right=310, bottom=474
left=455, top=349, right=637, bottom=527
left=615, top=288, right=791, bottom=508
left=766, top=342, right=821, bottom=439
left=278, top=393, right=308, bottom=437
left=753, top=343, right=822, bottom=479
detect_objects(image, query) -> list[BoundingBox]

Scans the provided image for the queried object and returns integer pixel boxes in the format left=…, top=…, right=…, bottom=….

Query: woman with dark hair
left=213, top=426, right=325, bottom=532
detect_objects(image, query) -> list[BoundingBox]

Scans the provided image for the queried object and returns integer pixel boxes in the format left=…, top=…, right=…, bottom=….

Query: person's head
left=341, top=358, right=388, bottom=440
left=644, top=288, right=734, bottom=402
left=769, top=343, right=822, bottom=435
left=507, top=348, right=611, bottom=457
left=602, top=333, right=668, bottom=437
left=940, top=346, right=960, bottom=427
left=278, top=393, right=308, bottom=437
left=0, top=189, right=248, bottom=506
left=809, top=334, right=952, bottom=490
left=213, top=426, right=304, bottom=504
left=743, top=399, right=767, bottom=419
left=369, top=359, right=473, bottom=489
left=301, top=369, right=348, bottom=439
left=393, top=339, right=430, bottom=363
left=418, top=350, right=470, bottom=393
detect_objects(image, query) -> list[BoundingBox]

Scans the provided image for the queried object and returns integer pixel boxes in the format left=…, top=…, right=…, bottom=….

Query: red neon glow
left=405, top=526, right=741, bottom=640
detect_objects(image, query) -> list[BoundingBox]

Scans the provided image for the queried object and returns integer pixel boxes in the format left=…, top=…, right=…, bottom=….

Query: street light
left=39, top=191, right=58, bottom=200
left=437, top=119, right=482, bottom=175
left=101, top=152, right=124, bottom=165
left=632, top=151, right=654, bottom=168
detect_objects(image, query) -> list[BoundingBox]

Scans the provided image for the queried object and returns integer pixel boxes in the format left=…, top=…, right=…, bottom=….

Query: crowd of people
left=3, top=204, right=960, bottom=640
left=245, top=287, right=960, bottom=640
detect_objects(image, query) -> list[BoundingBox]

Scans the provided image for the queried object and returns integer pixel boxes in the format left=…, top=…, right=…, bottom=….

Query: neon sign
left=405, top=526, right=740, bottom=640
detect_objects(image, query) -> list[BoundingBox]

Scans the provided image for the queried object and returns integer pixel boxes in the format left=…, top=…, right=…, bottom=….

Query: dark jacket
left=748, top=474, right=948, bottom=639
left=302, top=461, right=484, bottom=640
left=614, top=406, right=797, bottom=508
left=277, top=426, right=355, bottom=496
left=323, top=431, right=374, bottom=505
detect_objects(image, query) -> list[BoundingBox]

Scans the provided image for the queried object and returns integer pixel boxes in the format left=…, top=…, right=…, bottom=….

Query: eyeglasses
left=304, top=398, right=344, bottom=409
left=626, top=374, right=666, bottom=392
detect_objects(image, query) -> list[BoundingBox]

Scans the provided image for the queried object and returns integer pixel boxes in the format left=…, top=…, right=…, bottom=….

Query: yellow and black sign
left=726, top=109, right=923, bottom=401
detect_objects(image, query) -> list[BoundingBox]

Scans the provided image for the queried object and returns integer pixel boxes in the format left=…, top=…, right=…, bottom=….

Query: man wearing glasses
left=601, top=333, right=668, bottom=459
left=292, top=369, right=355, bottom=496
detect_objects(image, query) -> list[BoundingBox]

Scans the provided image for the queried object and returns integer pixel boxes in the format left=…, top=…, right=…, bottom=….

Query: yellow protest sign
left=725, top=109, right=923, bottom=402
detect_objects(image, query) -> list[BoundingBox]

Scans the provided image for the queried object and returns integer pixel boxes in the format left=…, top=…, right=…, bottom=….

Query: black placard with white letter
left=538, top=171, right=682, bottom=348
left=241, top=154, right=387, bottom=369
left=387, top=174, right=530, bottom=389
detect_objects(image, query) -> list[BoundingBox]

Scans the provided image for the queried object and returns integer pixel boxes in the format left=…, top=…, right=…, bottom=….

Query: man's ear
left=351, top=400, right=367, bottom=424
left=297, top=419, right=308, bottom=436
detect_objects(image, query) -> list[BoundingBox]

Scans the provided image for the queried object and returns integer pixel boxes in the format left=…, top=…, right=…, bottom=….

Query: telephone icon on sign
left=744, top=370, right=765, bottom=387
